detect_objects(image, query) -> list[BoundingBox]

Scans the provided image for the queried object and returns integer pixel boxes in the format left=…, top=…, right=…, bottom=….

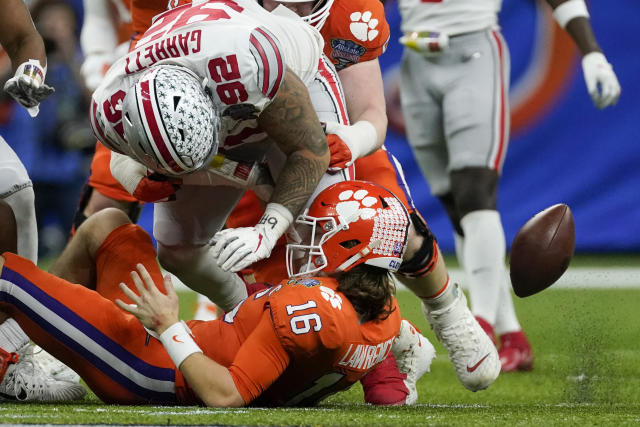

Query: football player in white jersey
left=397, top=0, right=620, bottom=371
left=90, top=0, right=333, bottom=313
left=0, top=0, right=86, bottom=402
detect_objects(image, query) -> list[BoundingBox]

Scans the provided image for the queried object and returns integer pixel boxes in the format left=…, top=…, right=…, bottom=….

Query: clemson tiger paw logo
left=349, top=11, right=379, bottom=42
left=336, top=188, right=378, bottom=223
left=320, top=286, right=343, bottom=310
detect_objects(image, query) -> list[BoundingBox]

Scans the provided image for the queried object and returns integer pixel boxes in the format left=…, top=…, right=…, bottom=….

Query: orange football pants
left=0, top=224, right=241, bottom=405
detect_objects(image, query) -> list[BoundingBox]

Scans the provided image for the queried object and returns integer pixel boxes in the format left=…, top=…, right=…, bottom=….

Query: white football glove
left=581, top=52, right=621, bottom=109
left=3, top=59, right=54, bottom=117
left=325, top=120, right=378, bottom=172
left=210, top=203, right=293, bottom=272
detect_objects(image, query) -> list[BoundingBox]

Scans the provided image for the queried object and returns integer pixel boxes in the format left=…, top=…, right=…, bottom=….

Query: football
left=509, top=204, right=575, bottom=297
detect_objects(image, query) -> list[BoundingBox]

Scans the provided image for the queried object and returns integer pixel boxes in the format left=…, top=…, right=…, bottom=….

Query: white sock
left=0, top=318, right=30, bottom=353
left=494, top=269, right=522, bottom=335
left=453, top=232, right=465, bottom=268
left=420, top=276, right=457, bottom=311
left=460, top=210, right=507, bottom=325
left=3, top=187, right=38, bottom=263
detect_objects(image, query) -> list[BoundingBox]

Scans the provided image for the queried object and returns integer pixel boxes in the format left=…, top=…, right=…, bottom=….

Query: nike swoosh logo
left=256, top=234, right=263, bottom=251
left=172, top=335, right=184, bottom=344
left=467, top=353, right=490, bottom=372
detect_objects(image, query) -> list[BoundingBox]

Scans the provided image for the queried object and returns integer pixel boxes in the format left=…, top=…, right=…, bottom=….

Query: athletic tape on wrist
left=553, top=0, right=590, bottom=29
left=350, top=120, right=378, bottom=159
left=259, top=203, right=293, bottom=239
left=16, top=59, right=46, bottom=86
left=159, top=321, right=202, bottom=368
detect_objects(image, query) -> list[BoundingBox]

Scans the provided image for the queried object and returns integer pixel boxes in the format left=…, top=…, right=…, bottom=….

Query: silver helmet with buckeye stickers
left=122, top=65, right=219, bottom=177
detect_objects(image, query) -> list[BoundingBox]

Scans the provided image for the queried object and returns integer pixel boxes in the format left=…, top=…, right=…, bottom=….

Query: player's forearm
left=339, top=59, right=387, bottom=151
left=258, top=70, right=329, bottom=215
left=564, top=17, right=601, bottom=56
left=180, top=353, right=245, bottom=407
left=0, top=0, right=46, bottom=70
left=547, top=0, right=601, bottom=55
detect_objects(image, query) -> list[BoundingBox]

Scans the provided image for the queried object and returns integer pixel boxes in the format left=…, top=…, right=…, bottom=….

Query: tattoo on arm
left=258, top=68, right=329, bottom=215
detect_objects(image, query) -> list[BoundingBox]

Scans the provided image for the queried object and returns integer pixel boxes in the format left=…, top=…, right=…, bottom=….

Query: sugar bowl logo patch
left=330, top=38, right=366, bottom=70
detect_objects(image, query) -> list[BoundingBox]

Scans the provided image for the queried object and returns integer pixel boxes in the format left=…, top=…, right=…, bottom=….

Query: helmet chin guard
left=122, top=65, right=219, bottom=177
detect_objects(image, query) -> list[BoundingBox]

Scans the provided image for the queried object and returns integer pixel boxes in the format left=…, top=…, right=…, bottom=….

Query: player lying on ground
left=0, top=181, right=435, bottom=406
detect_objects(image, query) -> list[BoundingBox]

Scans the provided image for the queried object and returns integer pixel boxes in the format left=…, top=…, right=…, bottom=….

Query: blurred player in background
left=0, top=0, right=85, bottom=402
left=0, top=181, right=435, bottom=407
left=397, top=0, right=621, bottom=371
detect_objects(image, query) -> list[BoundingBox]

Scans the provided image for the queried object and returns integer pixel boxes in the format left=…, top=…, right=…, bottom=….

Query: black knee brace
left=450, top=167, right=498, bottom=217
left=70, top=184, right=143, bottom=236
left=398, top=212, right=438, bottom=278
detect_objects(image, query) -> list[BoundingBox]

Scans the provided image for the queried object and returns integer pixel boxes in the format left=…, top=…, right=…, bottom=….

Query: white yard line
left=438, top=267, right=640, bottom=290
left=170, top=267, right=640, bottom=292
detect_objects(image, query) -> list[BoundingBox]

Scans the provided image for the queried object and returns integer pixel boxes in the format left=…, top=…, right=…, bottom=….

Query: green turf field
left=2, top=257, right=640, bottom=426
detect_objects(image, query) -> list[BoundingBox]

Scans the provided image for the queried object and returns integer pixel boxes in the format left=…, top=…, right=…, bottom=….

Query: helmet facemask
left=286, top=181, right=410, bottom=278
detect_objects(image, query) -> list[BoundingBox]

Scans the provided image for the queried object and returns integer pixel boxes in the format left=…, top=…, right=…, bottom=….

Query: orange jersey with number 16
left=215, top=277, right=401, bottom=406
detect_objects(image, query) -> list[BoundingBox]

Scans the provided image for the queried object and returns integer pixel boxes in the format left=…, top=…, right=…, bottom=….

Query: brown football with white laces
left=509, top=204, right=575, bottom=297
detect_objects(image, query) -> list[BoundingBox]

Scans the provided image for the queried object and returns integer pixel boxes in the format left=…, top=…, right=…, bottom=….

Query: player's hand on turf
left=3, top=59, right=54, bottom=117
left=581, top=52, right=621, bottom=109
left=210, top=203, right=293, bottom=272
left=116, top=264, right=179, bottom=335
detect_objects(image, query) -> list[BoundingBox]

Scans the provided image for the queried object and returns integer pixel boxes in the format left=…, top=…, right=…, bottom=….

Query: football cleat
left=423, top=286, right=500, bottom=392
left=499, top=331, right=534, bottom=372
left=0, top=344, right=86, bottom=402
left=475, top=316, right=497, bottom=346
left=360, top=353, right=409, bottom=406
left=391, top=319, right=436, bottom=405
left=33, top=345, right=80, bottom=383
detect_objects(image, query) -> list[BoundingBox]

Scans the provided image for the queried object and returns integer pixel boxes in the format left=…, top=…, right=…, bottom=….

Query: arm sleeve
left=228, top=309, right=290, bottom=404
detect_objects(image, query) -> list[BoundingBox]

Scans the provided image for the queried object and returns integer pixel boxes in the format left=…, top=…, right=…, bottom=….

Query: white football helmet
left=265, top=0, right=334, bottom=30
left=122, top=65, right=219, bottom=177
left=286, top=180, right=410, bottom=278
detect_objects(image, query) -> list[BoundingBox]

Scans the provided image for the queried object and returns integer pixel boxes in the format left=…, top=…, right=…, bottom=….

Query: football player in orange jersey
left=235, top=0, right=501, bottom=403
left=0, top=181, right=436, bottom=406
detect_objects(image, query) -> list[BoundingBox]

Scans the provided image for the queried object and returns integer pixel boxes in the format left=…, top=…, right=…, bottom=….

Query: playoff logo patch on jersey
left=287, top=278, right=322, bottom=288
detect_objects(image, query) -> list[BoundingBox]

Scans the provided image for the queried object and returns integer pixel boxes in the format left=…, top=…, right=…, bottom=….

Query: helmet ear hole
left=339, top=239, right=360, bottom=249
